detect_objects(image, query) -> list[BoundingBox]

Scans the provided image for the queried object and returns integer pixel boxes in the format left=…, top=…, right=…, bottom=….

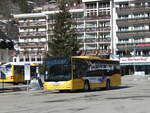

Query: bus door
left=30, top=66, right=37, bottom=78
left=14, top=65, right=24, bottom=83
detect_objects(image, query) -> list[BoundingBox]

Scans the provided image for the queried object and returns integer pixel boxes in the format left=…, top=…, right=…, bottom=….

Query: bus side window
left=14, top=66, right=24, bottom=75
left=73, top=59, right=88, bottom=78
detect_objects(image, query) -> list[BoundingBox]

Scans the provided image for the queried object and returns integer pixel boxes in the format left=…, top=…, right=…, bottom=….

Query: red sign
left=120, top=57, right=150, bottom=63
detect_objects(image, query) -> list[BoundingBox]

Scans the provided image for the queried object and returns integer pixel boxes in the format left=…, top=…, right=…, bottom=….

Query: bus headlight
left=66, top=84, right=71, bottom=88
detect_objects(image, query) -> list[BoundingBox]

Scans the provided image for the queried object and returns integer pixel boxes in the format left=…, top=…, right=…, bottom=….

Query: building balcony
left=44, top=4, right=83, bottom=11
left=97, top=49, right=111, bottom=56
left=116, top=6, right=150, bottom=15
left=117, top=44, right=134, bottom=51
left=85, top=50, right=97, bottom=56
left=117, top=30, right=150, bottom=39
left=77, top=28, right=85, bottom=32
left=85, top=16, right=110, bottom=21
left=85, top=39, right=96, bottom=43
left=19, top=42, right=46, bottom=48
left=85, top=28, right=97, bottom=32
left=117, top=43, right=150, bottom=51
left=79, top=39, right=84, bottom=43
left=80, top=49, right=111, bottom=56
left=97, top=27, right=111, bottom=32
left=20, top=50, right=46, bottom=55
left=20, top=31, right=46, bottom=38
left=116, top=17, right=150, bottom=27
left=19, top=21, right=46, bottom=28
left=77, top=27, right=110, bottom=33
left=135, top=43, right=150, bottom=50
left=97, top=38, right=111, bottom=43
left=75, top=16, right=110, bottom=22
left=70, top=4, right=84, bottom=9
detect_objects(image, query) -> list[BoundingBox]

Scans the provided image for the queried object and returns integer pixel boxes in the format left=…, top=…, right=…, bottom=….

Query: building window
left=118, top=15, right=128, bottom=19
left=119, top=27, right=129, bottom=31
left=86, top=3, right=97, bottom=9
left=25, top=57, right=29, bottom=62
left=119, top=3, right=129, bottom=8
left=119, top=39, right=129, bottom=43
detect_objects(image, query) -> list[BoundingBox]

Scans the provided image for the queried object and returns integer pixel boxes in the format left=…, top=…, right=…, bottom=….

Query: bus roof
left=71, top=56, right=118, bottom=62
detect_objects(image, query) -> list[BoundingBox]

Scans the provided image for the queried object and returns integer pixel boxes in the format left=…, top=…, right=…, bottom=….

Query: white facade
left=13, top=0, right=114, bottom=63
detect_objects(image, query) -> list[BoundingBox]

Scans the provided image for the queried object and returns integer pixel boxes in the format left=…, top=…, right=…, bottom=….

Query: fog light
left=66, top=84, right=71, bottom=88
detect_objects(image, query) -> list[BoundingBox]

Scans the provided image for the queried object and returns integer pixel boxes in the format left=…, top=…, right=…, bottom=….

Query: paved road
left=0, top=83, right=27, bottom=93
left=0, top=75, right=150, bottom=113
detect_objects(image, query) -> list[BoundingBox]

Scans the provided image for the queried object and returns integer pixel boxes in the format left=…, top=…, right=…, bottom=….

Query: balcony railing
left=80, top=49, right=111, bottom=56
left=78, top=39, right=84, bottom=43
left=77, top=28, right=85, bottom=32
left=44, top=4, right=83, bottom=11
left=116, top=6, right=150, bottom=15
left=116, top=17, right=150, bottom=26
left=77, top=27, right=111, bottom=33
left=85, top=39, right=96, bottom=43
left=117, top=30, right=150, bottom=39
left=97, top=49, right=111, bottom=56
left=19, top=42, right=46, bottom=48
left=75, top=16, right=110, bottom=22
left=79, top=39, right=110, bottom=43
left=85, top=28, right=97, bottom=32
left=19, top=21, right=46, bottom=28
left=117, top=43, right=150, bottom=51
left=97, top=27, right=111, bottom=32
left=70, top=4, right=84, bottom=9
left=20, top=31, right=46, bottom=38
left=19, top=49, right=47, bottom=55
left=97, top=38, right=111, bottom=43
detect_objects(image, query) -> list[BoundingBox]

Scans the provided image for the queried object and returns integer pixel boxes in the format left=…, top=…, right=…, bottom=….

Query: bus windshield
left=45, top=58, right=71, bottom=81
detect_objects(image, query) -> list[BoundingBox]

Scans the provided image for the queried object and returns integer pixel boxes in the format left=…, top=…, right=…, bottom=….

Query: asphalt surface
left=0, top=75, right=150, bottom=113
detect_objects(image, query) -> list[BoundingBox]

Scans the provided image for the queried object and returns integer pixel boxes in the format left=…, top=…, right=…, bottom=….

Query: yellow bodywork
left=109, top=74, right=121, bottom=87
left=44, top=80, right=74, bottom=90
left=0, top=73, right=24, bottom=83
left=44, top=74, right=121, bottom=91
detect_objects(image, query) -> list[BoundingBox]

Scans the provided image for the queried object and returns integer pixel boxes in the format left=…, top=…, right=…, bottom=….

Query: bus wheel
left=13, top=82, right=19, bottom=85
left=84, top=81, right=90, bottom=91
left=106, top=80, right=111, bottom=90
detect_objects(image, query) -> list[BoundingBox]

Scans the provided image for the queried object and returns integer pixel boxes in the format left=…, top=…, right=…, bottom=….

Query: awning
left=120, top=62, right=150, bottom=66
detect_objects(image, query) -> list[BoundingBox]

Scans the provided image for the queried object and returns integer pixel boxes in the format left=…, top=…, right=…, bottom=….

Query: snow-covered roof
left=114, top=0, right=134, bottom=2
left=82, top=0, right=134, bottom=3
left=0, top=20, right=8, bottom=24
left=13, top=13, right=46, bottom=18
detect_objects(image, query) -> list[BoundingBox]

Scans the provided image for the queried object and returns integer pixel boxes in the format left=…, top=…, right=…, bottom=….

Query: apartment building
left=13, top=0, right=114, bottom=63
left=13, top=13, right=47, bottom=64
left=115, top=0, right=150, bottom=75
left=76, top=0, right=113, bottom=56
left=12, top=0, right=150, bottom=75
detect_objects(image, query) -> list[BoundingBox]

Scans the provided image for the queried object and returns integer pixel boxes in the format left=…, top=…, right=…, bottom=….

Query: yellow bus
left=44, top=56, right=121, bottom=91
left=0, top=62, right=39, bottom=85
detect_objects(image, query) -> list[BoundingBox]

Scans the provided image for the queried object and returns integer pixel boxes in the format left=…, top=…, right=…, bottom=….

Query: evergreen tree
left=0, top=0, right=12, bottom=19
left=18, top=0, right=29, bottom=13
left=48, top=0, right=80, bottom=57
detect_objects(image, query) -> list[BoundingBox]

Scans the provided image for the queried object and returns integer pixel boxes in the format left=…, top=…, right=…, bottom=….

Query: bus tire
left=84, top=80, right=90, bottom=91
left=13, top=82, right=18, bottom=85
left=106, top=79, right=111, bottom=90
left=23, top=81, right=27, bottom=85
